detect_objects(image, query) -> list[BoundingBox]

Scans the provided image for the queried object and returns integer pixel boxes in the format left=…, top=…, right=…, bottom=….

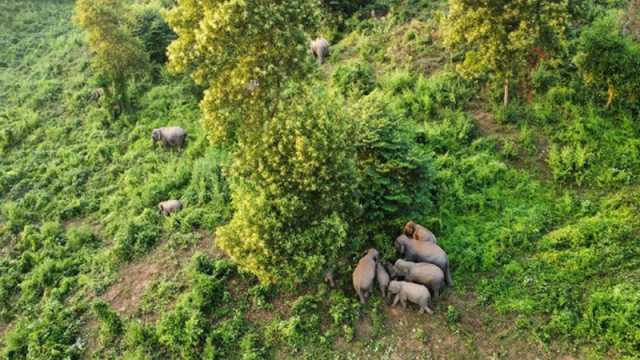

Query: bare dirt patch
left=101, top=232, right=218, bottom=316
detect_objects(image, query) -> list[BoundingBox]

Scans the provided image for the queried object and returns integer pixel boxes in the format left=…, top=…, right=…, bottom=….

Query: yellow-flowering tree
left=443, top=0, right=568, bottom=106
left=216, top=88, right=359, bottom=284
left=74, top=0, right=148, bottom=110
left=164, top=0, right=320, bottom=143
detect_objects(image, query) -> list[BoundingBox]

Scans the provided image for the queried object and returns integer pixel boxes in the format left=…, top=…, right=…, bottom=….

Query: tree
left=215, top=88, right=359, bottom=284
left=75, top=0, right=148, bottom=112
left=575, top=15, right=640, bottom=107
left=443, top=0, right=568, bottom=106
left=164, top=0, right=320, bottom=144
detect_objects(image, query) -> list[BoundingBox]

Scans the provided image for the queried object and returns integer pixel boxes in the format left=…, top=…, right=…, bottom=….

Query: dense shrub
left=129, top=5, right=175, bottom=64
left=3, top=301, right=83, bottom=360
left=156, top=254, right=235, bottom=359
left=332, top=60, right=376, bottom=97
left=92, top=300, right=123, bottom=345
left=216, top=88, right=358, bottom=284
left=349, top=90, right=436, bottom=248
left=574, top=15, right=640, bottom=107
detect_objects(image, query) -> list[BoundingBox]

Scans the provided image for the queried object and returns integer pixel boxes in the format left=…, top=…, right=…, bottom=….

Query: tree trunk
left=503, top=78, right=510, bottom=107
left=606, top=85, right=614, bottom=108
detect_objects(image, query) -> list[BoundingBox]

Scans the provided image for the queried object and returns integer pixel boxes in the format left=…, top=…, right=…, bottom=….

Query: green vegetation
left=1, top=0, right=639, bottom=359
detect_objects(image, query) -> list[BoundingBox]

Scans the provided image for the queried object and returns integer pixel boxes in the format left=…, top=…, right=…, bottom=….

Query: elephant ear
left=158, top=204, right=164, bottom=212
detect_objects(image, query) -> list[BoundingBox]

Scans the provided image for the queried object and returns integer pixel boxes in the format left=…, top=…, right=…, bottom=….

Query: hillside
left=1, top=0, right=639, bottom=359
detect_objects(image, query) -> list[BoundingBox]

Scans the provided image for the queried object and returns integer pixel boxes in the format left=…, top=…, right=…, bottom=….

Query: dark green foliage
left=574, top=15, right=640, bottom=107
left=349, top=89, right=436, bottom=247
left=130, top=5, right=175, bottom=64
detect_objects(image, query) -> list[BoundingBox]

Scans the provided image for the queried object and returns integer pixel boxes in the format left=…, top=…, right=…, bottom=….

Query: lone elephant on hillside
left=158, top=200, right=182, bottom=216
left=352, top=248, right=379, bottom=304
left=310, top=38, right=330, bottom=64
left=394, top=235, right=453, bottom=286
left=404, top=221, right=437, bottom=243
left=151, top=127, right=187, bottom=149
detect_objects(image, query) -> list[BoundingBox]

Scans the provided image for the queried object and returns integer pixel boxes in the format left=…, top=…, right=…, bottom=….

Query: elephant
left=246, top=79, right=260, bottom=93
left=158, top=200, right=182, bottom=216
left=388, top=280, right=433, bottom=314
left=376, top=262, right=390, bottom=299
left=89, top=87, right=104, bottom=102
left=404, top=221, right=437, bottom=243
left=151, top=127, right=187, bottom=149
left=324, top=269, right=336, bottom=288
left=393, top=259, right=445, bottom=300
left=352, top=248, right=379, bottom=304
left=394, top=235, right=453, bottom=286
left=310, top=38, right=330, bottom=64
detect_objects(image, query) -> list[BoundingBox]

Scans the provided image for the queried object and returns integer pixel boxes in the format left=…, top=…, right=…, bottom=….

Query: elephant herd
left=352, top=221, right=453, bottom=314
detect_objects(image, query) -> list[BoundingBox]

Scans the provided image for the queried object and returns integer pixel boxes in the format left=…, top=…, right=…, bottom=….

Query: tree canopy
left=443, top=0, right=568, bottom=104
left=165, top=0, right=320, bottom=143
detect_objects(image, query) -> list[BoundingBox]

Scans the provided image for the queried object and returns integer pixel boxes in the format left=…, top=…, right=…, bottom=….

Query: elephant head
left=404, top=221, right=417, bottom=237
left=151, top=129, right=161, bottom=144
left=395, top=235, right=410, bottom=256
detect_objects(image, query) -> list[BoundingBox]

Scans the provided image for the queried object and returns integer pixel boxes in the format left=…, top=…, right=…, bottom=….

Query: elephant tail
left=445, top=262, right=453, bottom=287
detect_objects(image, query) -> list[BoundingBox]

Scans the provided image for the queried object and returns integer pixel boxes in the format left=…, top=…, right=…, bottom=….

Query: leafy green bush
left=112, top=209, right=161, bottom=262
left=548, top=144, right=592, bottom=186
left=156, top=253, right=235, bottom=359
left=130, top=5, right=175, bottom=64
left=574, top=15, right=640, bottom=108
left=578, top=284, right=640, bottom=355
left=350, top=91, right=436, bottom=248
left=93, top=300, right=123, bottom=345
left=332, top=60, right=376, bottom=97
left=3, top=300, right=82, bottom=360
left=217, top=88, right=358, bottom=284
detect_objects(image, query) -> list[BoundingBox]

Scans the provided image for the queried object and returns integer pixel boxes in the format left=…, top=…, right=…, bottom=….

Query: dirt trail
left=102, top=232, right=218, bottom=315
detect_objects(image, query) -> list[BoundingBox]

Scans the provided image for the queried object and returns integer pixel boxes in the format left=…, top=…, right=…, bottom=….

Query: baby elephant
left=394, top=259, right=445, bottom=300
left=310, top=37, right=330, bottom=64
left=376, top=262, right=390, bottom=299
left=388, top=280, right=433, bottom=314
left=151, top=127, right=187, bottom=149
left=404, top=221, right=437, bottom=243
left=395, top=235, right=453, bottom=286
left=158, top=200, right=182, bottom=216
left=352, top=248, right=379, bottom=304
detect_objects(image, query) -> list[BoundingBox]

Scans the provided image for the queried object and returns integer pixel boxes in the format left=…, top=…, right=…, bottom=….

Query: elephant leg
left=356, top=288, right=366, bottom=304
left=392, top=294, right=400, bottom=306
left=422, top=305, right=434, bottom=314
left=400, top=297, right=407, bottom=309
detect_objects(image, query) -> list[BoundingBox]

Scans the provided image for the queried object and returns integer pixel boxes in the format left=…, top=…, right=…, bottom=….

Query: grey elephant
left=310, top=38, right=330, bottom=64
left=376, top=262, right=390, bottom=299
left=393, top=259, right=445, bottom=300
left=388, top=280, right=433, bottom=314
left=151, top=127, right=187, bottom=149
left=395, top=235, right=453, bottom=286
left=158, top=199, right=182, bottom=216
left=352, top=248, right=379, bottom=304
left=404, top=221, right=437, bottom=243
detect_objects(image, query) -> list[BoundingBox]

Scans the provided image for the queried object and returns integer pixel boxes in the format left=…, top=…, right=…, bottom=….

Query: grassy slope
left=1, top=1, right=638, bottom=359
